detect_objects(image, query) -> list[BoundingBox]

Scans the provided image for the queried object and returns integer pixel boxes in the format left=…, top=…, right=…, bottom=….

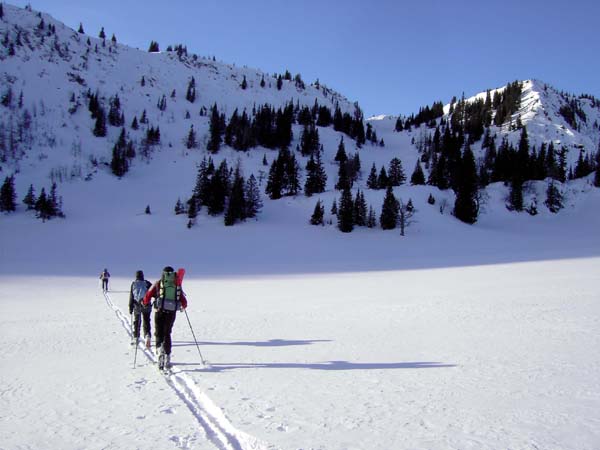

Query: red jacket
left=143, top=280, right=188, bottom=309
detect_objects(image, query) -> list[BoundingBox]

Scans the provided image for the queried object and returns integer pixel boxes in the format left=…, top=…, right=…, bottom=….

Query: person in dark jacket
left=143, top=266, right=187, bottom=370
left=129, top=270, right=153, bottom=348
left=99, top=268, right=110, bottom=292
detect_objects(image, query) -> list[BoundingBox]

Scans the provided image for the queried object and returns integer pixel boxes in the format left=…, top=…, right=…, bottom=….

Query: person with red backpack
left=129, top=270, right=153, bottom=348
left=143, top=266, right=187, bottom=371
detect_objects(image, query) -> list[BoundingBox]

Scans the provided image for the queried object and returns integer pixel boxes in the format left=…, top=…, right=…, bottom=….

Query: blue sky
left=11, top=0, right=600, bottom=117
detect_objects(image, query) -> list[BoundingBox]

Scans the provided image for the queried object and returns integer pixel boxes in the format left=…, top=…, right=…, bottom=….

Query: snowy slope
left=0, top=3, right=355, bottom=193
left=371, top=79, right=600, bottom=168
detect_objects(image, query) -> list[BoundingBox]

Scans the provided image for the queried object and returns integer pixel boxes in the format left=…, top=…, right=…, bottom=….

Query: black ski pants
left=102, top=279, right=109, bottom=291
left=132, top=302, right=152, bottom=339
left=154, top=310, right=177, bottom=355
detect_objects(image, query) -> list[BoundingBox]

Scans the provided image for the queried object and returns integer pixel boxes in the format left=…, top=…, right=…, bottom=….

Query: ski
left=176, top=267, right=185, bottom=286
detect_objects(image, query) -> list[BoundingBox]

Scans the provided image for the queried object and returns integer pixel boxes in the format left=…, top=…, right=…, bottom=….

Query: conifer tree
left=186, top=77, right=196, bottom=103
left=266, top=158, right=283, bottom=200
left=207, top=159, right=230, bottom=215
left=0, top=175, right=16, bottom=212
left=304, top=150, right=327, bottom=196
left=186, top=124, right=197, bottom=149
left=286, top=153, right=301, bottom=196
left=240, top=75, right=248, bottom=90
left=300, top=123, right=319, bottom=156
left=110, top=140, right=128, bottom=177
left=544, top=180, right=563, bottom=213
left=93, top=106, right=107, bottom=137
left=131, top=116, right=138, bottom=130
left=78, top=23, right=84, bottom=34
left=108, top=95, right=123, bottom=127
left=49, top=183, right=60, bottom=217
left=427, top=193, right=435, bottom=205
left=245, top=174, right=262, bottom=218
left=367, top=206, right=377, bottom=228
left=207, top=103, right=223, bottom=153
left=276, top=75, right=283, bottom=90
left=331, top=198, right=338, bottom=216
left=347, top=153, right=361, bottom=184
left=335, top=159, right=352, bottom=191
left=453, top=145, right=479, bottom=224
left=377, top=166, right=389, bottom=189
left=380, top=186, right=399, bottom=230
left=334, top=137, right=347, bottom=163
left=35, top=188, right=50, bottom=221
left=557, top=146, right=568, bottom=182
left=174, top=198, right=185, bottom=215
left=23, top=184, right=36, bottom=210
left=260, top=75, right=265, bottom=88
left=410, top=160, right=426, bottom=185
left=148, top=40, right=159, bottom=52
left=353, top=190, right=367, bottom=226
left=98, top=27, right=106, bottom=39
left=310, top=199, right=325, bottom=225
left=145, top=205, right=151, bottom=214
left=367, top=163, right=378, bottom=189
left=187, top=197, right=197, bottom=223
left=337, top=187, right=354, bottom=232
left=508, top=176, right=523, bottom=211
left=225, top=168, right=246, bottom=226
left=388, top=158, right=406, bottom=186
left=594, top=157, right=600, bottom=188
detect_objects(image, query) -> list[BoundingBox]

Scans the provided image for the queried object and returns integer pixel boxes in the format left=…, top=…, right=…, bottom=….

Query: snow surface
left=2, top=256, right=600, bottom=450
left=1, top=4, right=600, bottom=450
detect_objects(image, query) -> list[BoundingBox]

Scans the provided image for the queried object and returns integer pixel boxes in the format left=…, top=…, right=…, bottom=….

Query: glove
left=179, top=306, right=185, bottom=312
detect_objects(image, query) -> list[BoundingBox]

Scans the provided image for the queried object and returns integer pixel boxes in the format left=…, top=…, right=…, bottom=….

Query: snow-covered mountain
left=0, top=3, right=355, bottom=183
left=1, top=2, right=599, bottom=228
left=464, top=78, right=599, bottom=162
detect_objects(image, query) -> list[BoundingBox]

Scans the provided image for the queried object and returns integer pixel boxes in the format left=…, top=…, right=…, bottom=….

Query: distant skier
left=143, top=266, right=187, bottom=370
left=129, top=270, right=153, bottom=348
left=99, top=268, right=110, bottom=292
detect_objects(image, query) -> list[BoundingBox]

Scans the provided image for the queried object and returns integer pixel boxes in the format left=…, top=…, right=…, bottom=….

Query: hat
left=136, top=270, right=144, bottom=280
left=163, top=266, right=174, bottom=273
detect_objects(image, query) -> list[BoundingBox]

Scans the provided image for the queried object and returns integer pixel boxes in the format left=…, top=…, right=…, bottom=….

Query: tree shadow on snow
left=174, top=360, right=455, bottom=373
left=171, top=338, right=332, bottom=348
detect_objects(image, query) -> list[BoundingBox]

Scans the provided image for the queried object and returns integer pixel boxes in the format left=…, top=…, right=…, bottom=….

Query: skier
left=99, top=268, right=110, bottom=292
left=143, top=266, right=187, bottom=370
left=129, top=270, right=153, bottom=348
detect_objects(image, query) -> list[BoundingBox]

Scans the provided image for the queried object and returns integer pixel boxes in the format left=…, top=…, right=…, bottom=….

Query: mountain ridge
left=0, top=2, right=599, bottom=230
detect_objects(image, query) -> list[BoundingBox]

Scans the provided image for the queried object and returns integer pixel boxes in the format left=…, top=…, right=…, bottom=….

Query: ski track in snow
left=102, top=290, right=274, bottom=450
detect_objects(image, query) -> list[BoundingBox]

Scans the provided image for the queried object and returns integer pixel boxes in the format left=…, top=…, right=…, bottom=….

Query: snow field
left=4, top=256, right=593, bottom=450
left=0, top=277, right=210, bottom=450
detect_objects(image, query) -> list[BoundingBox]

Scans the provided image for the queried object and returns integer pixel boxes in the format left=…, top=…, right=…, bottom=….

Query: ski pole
left=183, top=309, right=206, bottom=365
left=133, top=336, right=139, bottom=369
left=131, top=313, right=139, bottom=369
